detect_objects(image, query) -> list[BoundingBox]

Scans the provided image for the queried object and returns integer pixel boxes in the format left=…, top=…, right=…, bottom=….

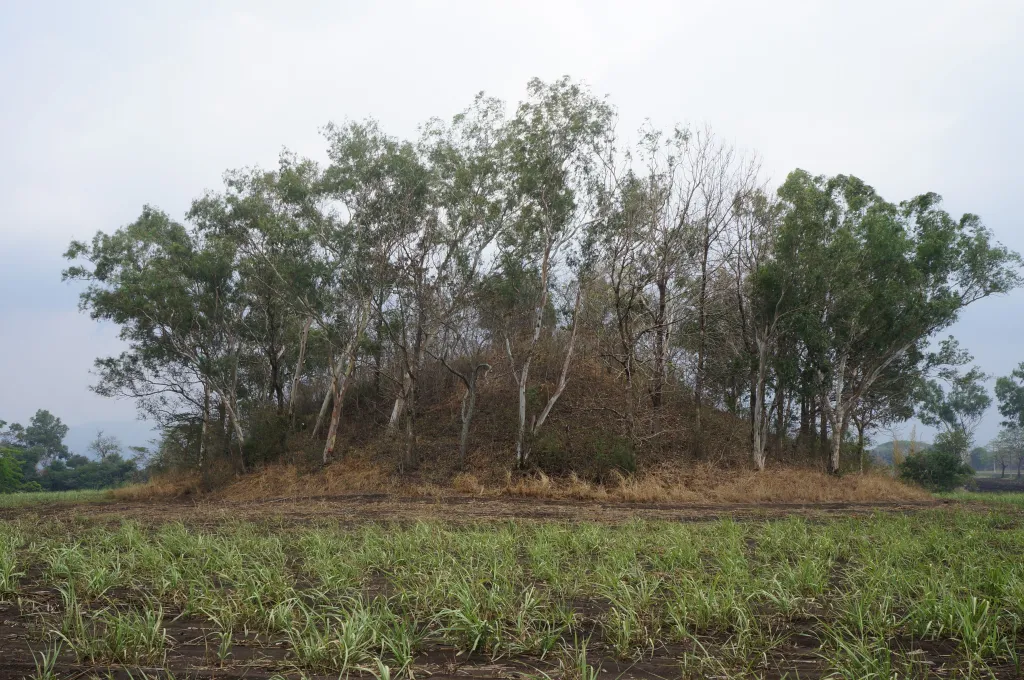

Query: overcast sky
left=1, top=0, right=1022, bottom=448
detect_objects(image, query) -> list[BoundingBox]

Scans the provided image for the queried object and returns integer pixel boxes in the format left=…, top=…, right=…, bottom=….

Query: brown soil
left=1, top=492, right=945, bottom=527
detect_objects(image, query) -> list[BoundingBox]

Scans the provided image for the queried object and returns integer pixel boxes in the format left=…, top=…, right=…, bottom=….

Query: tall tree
left=776, top=171, right=1020, bottom=473
left=498, top=77, right=614, bottom=467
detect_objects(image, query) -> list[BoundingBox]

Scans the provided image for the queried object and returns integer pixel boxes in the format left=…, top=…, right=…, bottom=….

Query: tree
left=499, top=77, right=614, bottom=467
left=88, top=431, right=122, bottom=461
left=735, top=190, right=790, bottom=469
left=776, top=171, right=1020, bottom=473
left=989, top=427, right=1024, bottom=478
left=917, top=339, right=991, bottom=462
left=898, top=432, right=974, bottom=491
left=995, top=363, right=1024, bottom=429
left=65, top=210, right=251, bottom=472
left=23, top=410, right=69, bottom=464
left=59, top=78, right=1022, bottom=485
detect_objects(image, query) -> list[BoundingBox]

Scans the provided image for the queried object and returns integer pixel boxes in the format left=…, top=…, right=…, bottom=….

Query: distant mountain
left=65, top=420, right=160, bottom=458
left=871, top=440, right=931, bottom=465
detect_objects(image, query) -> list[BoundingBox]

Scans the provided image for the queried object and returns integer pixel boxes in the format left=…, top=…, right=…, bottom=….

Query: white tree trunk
left=388, top=333, right=430, bottom=430
left=289, top=316, right=313, bottom=428
left=752, top=335, right=769, bottom=471
left=198, top=382, right=210, bottom=473
left=322, top=303, right=370, bottom=463
left=531, top=284, right=584, bottom=438
left=312, top=358, right=340, bottom=438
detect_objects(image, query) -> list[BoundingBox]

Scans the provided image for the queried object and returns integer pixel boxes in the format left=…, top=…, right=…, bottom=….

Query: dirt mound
left=194, top=460, right=930, bottom=505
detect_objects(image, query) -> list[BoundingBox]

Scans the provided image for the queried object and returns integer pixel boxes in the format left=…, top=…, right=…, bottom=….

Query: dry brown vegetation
left=122, top=456, right=929, bottom=507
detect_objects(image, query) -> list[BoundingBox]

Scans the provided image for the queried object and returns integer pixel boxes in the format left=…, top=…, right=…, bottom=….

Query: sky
left=1, top=0, right=1023, bottom=451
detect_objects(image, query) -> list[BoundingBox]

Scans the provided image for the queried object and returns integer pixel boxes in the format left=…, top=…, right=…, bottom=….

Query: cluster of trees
left=64, top=78, right=1021, bottom=479
left=0, top=410, right=140, bottom=493
left=907, top=363, right=1024, bottom=483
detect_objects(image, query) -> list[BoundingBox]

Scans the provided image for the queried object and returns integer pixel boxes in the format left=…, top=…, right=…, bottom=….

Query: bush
left=898, top=431, right=974, bottom=492
left=592, top=435, right=636, bottom=481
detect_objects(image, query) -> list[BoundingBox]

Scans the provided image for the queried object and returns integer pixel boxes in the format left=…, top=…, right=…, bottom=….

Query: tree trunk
left=458, top=364, right=489, bottom=469
left=651, top=279, right=668, bottom=408
left=693, top=239, right=711, bottom=456
left=751, top=336, right=770, bottom=471
left=401, top=380, right=417, bottom=471
left=388, top=333, right=429, bottom=431
left=218, top=401, right=228, bottom=458
left=512, top=238, right=554, bottom=468
left=819, top=408, right=828, bottom=460
left=220, top=397, right=247, bottom=474
left=828, top=418, right=843, bottom=474
left=800, top=394, right=810, bottom=437
left=288, top=317, right=313, bottom=429
left=530, top=283, right=584, bottom=443
left=857, top=419, right=866, bottom=474
left=270, top=351, right=284, bottom=414
left=514, top=361, right=531, bottom=466
left=312, top=358, right=339, bottom=439
left=198, top=383, right=210, bottom=473
left=322, top=314, right=366, bottom=464
left=400, top=325, right=428, bottom=471
left=774, top=386, right=785, bottom=458
left=323, top=301, right=372, bottom=462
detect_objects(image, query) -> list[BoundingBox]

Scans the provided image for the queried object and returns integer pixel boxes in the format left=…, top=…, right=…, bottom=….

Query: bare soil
left=0, top=492, right=946, bottom=527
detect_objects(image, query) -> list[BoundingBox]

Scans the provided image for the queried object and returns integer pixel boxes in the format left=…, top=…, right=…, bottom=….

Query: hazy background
left=2, top=0, right=1022, bottom=454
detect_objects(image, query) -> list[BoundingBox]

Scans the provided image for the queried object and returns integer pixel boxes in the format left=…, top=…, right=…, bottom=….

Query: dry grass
left=195, top=460, right=929, bottom=506
left=500, top=465, right=929, bottom=504
left=112, top=474, right=202, bottom=502
left=215, top=456, right=392, bottom=502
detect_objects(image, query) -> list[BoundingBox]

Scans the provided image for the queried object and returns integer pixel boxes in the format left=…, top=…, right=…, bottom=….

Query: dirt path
left=0, top=493, right=949, bottom=526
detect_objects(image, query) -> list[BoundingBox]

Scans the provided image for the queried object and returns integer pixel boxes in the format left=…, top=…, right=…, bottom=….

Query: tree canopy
left=61, top=78, right=1021, bottom=481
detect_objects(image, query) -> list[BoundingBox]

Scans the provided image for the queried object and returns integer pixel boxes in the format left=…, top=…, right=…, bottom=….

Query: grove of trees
left=63, top=78, right=1021, bottom=482
left=0, top=411, right=140, bottom=492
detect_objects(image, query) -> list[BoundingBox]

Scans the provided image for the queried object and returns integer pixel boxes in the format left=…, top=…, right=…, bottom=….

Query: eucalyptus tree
left=687, top=129, right=759, bottom=451
left=379, top=96, right=509, bottom=469
left=596, top=168, right=660, bottom=438
left=64, top=209, right=251, bottom=471
left=498, top=77, right=615, bottom=467
left=410, top=96, right=510, bottom=466
left=916, top=341, right=991, bottom=461
left=776, top=171, right=1020, bottom=473
left=733, top=189, right=788, bottom=469
left=630, top=126, right=700, bottom=411
left=317, top=120, right=417, bottom=462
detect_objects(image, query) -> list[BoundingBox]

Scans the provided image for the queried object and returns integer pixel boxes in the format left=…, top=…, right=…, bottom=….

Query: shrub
left=592, top=435, right=636, bottom=481
left=898, top=431, right=974, bottom=491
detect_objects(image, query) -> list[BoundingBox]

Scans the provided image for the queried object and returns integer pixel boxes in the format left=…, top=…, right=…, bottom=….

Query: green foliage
left=899, top=431, right=974, bottom=491
left=916, top=340, right=990, bottom=452
left=23, top=410, right=70, bottom=462
left=774, top=171, right=1019, bottom=472
left=2, top=510, right=1024, bottom=677
left=1, top=412, right=136, bottom=494
left=0, top=448, right=25, bottom=493
left=592, top=435, right=636, bottom=479
left=995, top=362, right=1024, bottom=428
left=41, top=454, right=136, bottom=491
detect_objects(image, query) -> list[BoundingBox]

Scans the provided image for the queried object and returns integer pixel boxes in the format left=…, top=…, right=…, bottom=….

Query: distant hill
left=871, top=440, right=931, bottom=466
left=65, top=420, right=160, bottom=458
